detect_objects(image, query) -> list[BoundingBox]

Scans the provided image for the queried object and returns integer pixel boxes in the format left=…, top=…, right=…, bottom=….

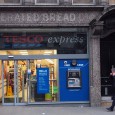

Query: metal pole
left=2, top=60, right=4, bottom=105
left=27, top=60, right=30, bottom=104
left=14, top=60, right=17, bottom=105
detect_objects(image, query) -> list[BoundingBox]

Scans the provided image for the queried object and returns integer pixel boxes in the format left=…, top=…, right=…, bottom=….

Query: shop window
left=72, top=0, right=95, bottom=5
left=35, top=0, right=59, bottom=5
left=0, top=0, right=21, bottom=4
left=109, top=0, right=115, bottom=5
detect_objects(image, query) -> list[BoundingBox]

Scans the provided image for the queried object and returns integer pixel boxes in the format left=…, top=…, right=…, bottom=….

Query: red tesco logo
left=3, top=35, right=43, bottom=44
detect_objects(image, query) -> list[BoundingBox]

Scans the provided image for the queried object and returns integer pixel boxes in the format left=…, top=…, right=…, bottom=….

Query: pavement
left=0, top=105, right=115, bottom=115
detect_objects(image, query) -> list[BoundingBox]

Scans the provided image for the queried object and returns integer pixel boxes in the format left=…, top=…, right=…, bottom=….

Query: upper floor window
left=72, top=0, right=95, bottom=5
left=35, top=0, right=59, bottom=5
left=0, top=0, right=21, bottom=5
left=109, top=0, right=115, bottom=5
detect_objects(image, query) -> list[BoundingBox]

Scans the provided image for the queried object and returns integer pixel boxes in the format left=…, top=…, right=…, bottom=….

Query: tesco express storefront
left=0, top=11, right=90, bottom=106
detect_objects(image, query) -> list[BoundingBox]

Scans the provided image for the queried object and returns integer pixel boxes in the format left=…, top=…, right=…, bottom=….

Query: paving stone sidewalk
left=0, top=106, right=115, bottom=115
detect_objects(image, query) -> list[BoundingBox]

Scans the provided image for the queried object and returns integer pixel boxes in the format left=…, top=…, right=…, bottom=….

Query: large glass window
left=1, top=59, right=58, bottom=103
left=109, top=0, right=115, bottom=5
left=72, top=0, right=95, bottom=5
left=0, top=0, right=21, bottom=4
left=35, top=0, right=59, bottom=5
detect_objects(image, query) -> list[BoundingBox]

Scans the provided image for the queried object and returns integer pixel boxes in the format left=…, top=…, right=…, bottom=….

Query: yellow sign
left=7, top=86, right=13, bottom=96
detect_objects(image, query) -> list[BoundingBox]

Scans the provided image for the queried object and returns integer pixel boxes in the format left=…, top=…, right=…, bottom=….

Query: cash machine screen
left=67, top=70, right=81, bottom=88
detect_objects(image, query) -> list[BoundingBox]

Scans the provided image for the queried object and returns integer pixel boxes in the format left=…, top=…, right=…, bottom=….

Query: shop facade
left=0, top=0, right=115, bottom=107
left=0, top=28, right=90, bottom=105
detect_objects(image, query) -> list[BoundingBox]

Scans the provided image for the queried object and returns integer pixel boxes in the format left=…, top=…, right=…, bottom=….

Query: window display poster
left=37, top=68, right=49, bottom=94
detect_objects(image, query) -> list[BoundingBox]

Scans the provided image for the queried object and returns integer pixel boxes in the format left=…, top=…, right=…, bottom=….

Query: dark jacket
left=110, top=75, right=115, bottom=96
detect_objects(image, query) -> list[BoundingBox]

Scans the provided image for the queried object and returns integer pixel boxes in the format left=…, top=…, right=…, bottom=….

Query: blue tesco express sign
left=37, top=68, right=49, bottom=94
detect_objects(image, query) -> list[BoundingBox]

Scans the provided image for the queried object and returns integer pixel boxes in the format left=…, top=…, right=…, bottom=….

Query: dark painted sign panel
left=0, top=32, right=87, bottom=54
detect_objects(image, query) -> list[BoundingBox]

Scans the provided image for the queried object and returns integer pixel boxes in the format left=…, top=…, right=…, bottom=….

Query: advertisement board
left=37, top=68, right=49, bottom=94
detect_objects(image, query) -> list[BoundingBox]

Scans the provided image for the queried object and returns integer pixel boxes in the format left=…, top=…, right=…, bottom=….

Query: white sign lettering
left=48, top=35, right=84, bottom=45
left=0, top=12, right=76, bottom=23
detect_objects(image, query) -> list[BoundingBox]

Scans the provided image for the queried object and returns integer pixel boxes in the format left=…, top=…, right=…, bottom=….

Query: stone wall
left=0, top=11, right=100, bottom=27
left=23, top=0, right=104, bottom=6
left=89, top=35, right=101, bottom=106
left=0, top=9, right=102, bottom=106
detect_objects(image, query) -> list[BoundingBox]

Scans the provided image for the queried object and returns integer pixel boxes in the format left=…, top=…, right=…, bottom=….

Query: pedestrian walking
left=106, top=67, right=115, bottom=111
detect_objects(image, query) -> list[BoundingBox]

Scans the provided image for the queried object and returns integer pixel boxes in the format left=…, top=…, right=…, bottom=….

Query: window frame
left=35, top=0, right=59, bottom=5
left=72, top=0, right=95, bottom=5
left=0, top=0, right=22, bottom=5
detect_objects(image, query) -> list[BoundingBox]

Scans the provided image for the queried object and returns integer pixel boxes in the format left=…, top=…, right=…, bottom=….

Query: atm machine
left=67, top=69, right=81, bottom=89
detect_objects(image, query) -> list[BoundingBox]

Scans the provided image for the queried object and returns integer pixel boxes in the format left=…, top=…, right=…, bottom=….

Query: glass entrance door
left=2, top=60, right=15, bottom=104
left=2, top=60, right=28, bottom=105
left=27, top=59, right=58, bottom=104
left=1, top=58, right=58, bottom=105
left=16, top=60, right=28, bottom=104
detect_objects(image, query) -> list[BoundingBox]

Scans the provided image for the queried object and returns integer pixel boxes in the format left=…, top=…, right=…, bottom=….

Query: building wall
left=0, top=4, right=104, bottom=106
left=0, top=10, right=101, bottom=27
left=89, top=35, right=101, bottom=106
left=0, top=0, right=114, bottom=106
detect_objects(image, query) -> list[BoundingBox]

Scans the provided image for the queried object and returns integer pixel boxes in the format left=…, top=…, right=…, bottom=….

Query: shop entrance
left=0, top=29, right=88, bottom=105
left=2, top=60, right=28, bottom=104
left=101, top=33, right=115, bottom=97
left=1, top=57, right=58, bottom=105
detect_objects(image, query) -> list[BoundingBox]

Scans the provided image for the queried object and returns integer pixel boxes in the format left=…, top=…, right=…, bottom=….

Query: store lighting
left=45, top=59, right=54, bottom=64
left=54, top=50, right=57, bottom=54
left=21, top=53, right=28, bottom=55
left=20, top=52, right=28, bottom=53
left=20, top=51, right=28, bottom=55
left=19, top=50, right=28, bottom=55
left=19, top=50, right=28, bottom=52
left=43, top=54, right=50, bottom=55
left=44, top=51, right=52, bottom=54
left=37, top=60, right=41, bottom=63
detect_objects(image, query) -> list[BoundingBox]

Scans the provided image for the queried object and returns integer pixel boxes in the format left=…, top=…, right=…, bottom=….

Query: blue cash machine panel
left=59, top=59, right=89, bottom=101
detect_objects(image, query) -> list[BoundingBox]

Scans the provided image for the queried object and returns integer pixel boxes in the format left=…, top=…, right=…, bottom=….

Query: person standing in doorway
left=106, top=67, right=115, bottom=111
left=24, top=70, right=27, bottom=87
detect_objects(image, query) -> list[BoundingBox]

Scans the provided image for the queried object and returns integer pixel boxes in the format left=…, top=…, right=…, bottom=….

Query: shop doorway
left=1, top=59, right=58, bottom=105
left=101, top=33, right=115, bottom=97
left=0, top=50, right=58, bottom=105
left=2, top=60, right=28, bottom=104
